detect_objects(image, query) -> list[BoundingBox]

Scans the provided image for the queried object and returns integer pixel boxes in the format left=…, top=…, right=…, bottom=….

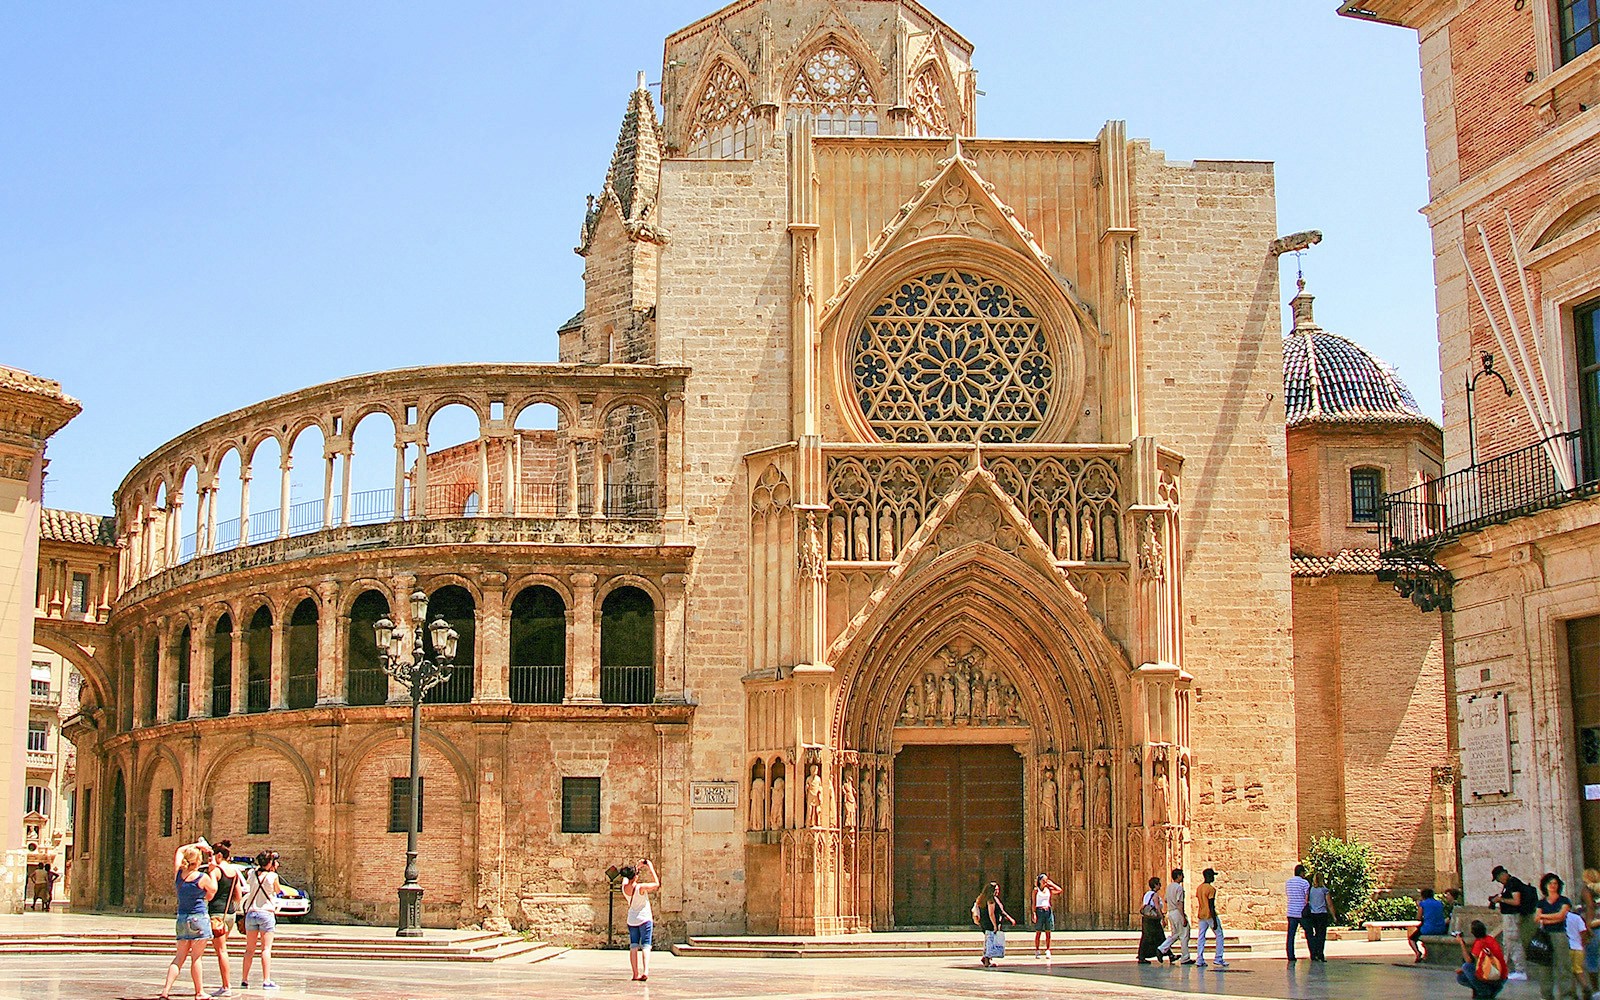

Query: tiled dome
left=1283, top=285, right=1433, bottom=427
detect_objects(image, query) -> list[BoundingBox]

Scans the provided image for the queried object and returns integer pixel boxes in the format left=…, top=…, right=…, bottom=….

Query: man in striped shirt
left=1285, top=864, right=1313, bottom=962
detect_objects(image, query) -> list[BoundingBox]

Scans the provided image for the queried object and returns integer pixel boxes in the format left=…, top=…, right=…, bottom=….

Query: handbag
left=1140, top=891, right=1161, bottom=920
left=209, top=914, right=230, bottom=935
left=1526, top=928, right=1555, bottom=967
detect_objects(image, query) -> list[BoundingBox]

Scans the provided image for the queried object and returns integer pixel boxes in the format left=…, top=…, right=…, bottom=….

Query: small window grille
left=1350, top=468, right=1383, bottom=523
left=70, top=573, right=90, bottom=613
left=160, top=788, right=174, bottom=838
left=247, top=781, right=271, bottom=835
left=562, top=777, right=601, bottom=834
left=388, top=777, right=424, bottom=833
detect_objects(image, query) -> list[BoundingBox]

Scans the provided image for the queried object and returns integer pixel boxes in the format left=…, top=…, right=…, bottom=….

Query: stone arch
left=199, top=736, right=314, bottom=888
left=420, top=394, right=488, bottom=431
left=505, top=572, right=574, bottom=607
left=826, top=237, right=1094, bottom=446
left=335, top=726, right=476, bottom=806
left=199, top=733, right=316, bottom=808
left=1525, top=176, right=1600, bottom=251
left=509, top=394, right=578, bottom=431
left=680, top=44, right=756, bottom=158
left=338, top=578, right=394, bottom=617
left=134, top=743, right=186, bottom=805
left=29, top=627, right=113, bottom=712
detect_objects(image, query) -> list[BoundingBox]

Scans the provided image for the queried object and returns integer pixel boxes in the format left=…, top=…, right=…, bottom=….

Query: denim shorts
left=628, top=921, right=653, bottom=948
left=176, top=915, right=213, bottom=941
left=244, top=910, right=277, bottom=933
left=1033, top=907, right=1054, bottom=931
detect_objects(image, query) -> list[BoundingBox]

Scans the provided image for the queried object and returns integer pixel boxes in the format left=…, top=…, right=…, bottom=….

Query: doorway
left=893, top=743, right=1024, bottom=926
left=107, top=771, right=126, bottom=907
left=1571, top=615, right=1600, bottom=869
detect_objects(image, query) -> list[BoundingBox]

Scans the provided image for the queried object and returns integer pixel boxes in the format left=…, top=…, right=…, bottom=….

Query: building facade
left=25, top=0, right=1450, bottom=936
left=1342, top=0, right=1600, bottom=890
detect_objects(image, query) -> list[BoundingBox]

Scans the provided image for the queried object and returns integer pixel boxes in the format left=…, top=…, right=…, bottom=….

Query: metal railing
left=510, top=664, right=565, bottom=704
left=600, top=664, right=655, bottom=706
left=1383, top=428, right=1600, bottom=555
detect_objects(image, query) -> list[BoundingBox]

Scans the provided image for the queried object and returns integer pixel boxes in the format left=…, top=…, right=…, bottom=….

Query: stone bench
left=1366, top=920, right=1420, bottom=941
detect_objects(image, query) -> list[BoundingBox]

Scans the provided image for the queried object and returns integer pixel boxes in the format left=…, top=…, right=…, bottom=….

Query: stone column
left=270, top=618, right=288, bottom=710
left=388, top=574, right=416, bottom=704
left=230, top=628, right=248, bottom=716
left=279, top=456, right=293, bottom=539
left=567, top=572, right=599, bottom=703
left=339, top=444, right=354, bottom=526
left=660, top=573, right=686, bottom=702
left=168, top=491, right=184, bottom=564
left=317, top=581, right=342, bottom=705
left=393, top=436, right=407, bottom=522
left=129, top=627, right=150, bottom=728
left=664, top=391, right=685, bottom=542
left=238, top=470, right=252, bottom=545
left=154, top=620, right=174, bottom=724
left=195, top=617, right=215, bottom=719
left=477, top=574, right=509, bottom=703
left=476, top=440, right=490, bottom=516
left=322, top=450, right=336, bottom=529
left=475, top=724, right=510, bottom=928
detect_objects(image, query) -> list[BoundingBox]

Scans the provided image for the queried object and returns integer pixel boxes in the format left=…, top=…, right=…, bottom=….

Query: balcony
left=26, top=750, right=55, bottom=772
left=1382, top=428, right=1600, bottom=556
left=30, top=691, right=60, bottom=710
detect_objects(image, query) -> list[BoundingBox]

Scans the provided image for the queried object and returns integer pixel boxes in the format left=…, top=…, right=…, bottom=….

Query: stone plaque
left=691, top=781, right=738, bottom=809
left=1461, top=690, right=1512, bottom=799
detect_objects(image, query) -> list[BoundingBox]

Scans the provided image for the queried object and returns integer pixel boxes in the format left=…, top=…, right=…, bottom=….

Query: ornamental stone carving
left=896, top=642, right=1024, bottom=727
left=1041, top=766, right=1060, bottom=830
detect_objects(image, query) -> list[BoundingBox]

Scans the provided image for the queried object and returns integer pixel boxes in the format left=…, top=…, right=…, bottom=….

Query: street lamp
left=373, top=589, right=458, bottom=938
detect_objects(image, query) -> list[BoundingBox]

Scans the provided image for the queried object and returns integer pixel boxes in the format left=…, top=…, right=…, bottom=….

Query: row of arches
left=123, top=584, right=659, bottom=728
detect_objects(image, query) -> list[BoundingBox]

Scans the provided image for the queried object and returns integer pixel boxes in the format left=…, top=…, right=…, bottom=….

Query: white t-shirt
left=1567, top=910, right=1586, bottom=951
left=1166, top=881, right=1185, bottom=913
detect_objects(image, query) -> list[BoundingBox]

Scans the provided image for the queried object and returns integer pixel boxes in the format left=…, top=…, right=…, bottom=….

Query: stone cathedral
left=31, top=0, right=1451, bottom=941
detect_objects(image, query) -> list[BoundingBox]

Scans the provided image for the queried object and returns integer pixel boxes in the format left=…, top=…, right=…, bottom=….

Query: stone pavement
left=0, top=935, right=1556, bottom=1000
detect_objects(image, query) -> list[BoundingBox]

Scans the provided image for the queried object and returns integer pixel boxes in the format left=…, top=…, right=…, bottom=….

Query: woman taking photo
left=974, top=881, right=1016, bottom=968
left=620, top=858, right=659, bottom=982
left=1137, top=876, right=1166, bottom=964
left=160, top=841, right=217, bottom=1000
left=205, top=841, right=243, bottom=996
left=239, top=852, right=282, bottom=990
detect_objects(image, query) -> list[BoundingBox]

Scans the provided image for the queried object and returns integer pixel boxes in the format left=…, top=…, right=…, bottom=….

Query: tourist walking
left=1194, top=867, right=1227, bottom=968
left=160, top=841, right=217, bottom=1000
left=621, top=858, right=659, bottom=982
left=205, top=841, right=243, bottom=996
left=1031, top=873, right=1061, bottom=959
left=1580, top=870, right=1600, bottom=990
left=26, top=865, right=51, bottom=911
left=1410, top=888, right=1448, bottom=962
left=1455, top=920, right=1508, bottom=998
left=1491, top=864, right=1536, bottom=980
left=974, top=881, right=1015, bottom=968
left=239, top=851, right=281, bottom=990
left=1137, top=877, right=1166, bottom=963
left=1157, top=869, right=1191, bottom=964
left=1285, top=864, right=1312, bottom=962
left=1532, top=873, right=1575, bottom=1000
left=1306, top=873, right=1335, bottom=962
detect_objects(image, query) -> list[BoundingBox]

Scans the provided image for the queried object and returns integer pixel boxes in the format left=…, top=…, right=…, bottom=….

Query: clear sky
left=2, top=1, right=1436, bottom=515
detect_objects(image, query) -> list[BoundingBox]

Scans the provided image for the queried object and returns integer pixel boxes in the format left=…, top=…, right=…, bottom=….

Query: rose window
left=850, top=270, right=1056, bottom=443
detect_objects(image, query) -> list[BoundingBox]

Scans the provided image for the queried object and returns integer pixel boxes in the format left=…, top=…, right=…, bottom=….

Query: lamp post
left=373, top=590, right=458, bottom=938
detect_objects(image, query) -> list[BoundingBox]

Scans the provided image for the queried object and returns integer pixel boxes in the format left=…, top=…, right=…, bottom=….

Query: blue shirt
left=176, top=872, right=209, bottom=918
left=1419, top=897, right=1447, bottom=935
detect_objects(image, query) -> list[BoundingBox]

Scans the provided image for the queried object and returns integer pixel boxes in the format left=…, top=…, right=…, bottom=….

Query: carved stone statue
left=769, top=774, right=786, bottom=830
left=1129, top=754, right=1144, bottom=826
left=1080, top=509, right=1096, bottom=561
left=899, top=682, right=921, bottom=724
left=841, top=773, right=858, bottom=829
left=1003, top=683, right=1021, bottom=724
left=829, top=513, right=846, bottom=560
left=1066, top=762, right=1085, bottom=829
left=940, top=674, right=956, bottom=723
left=922, top=673, right=937, bottom=722
left=853, top=507, right=871, bottom=560
left=1138, top=515, right=1164, bottom=577
left=861, top=769, right=876, bottom=831
left=875, top=767, right=889, bottom=830
left=1153, top=758, right=1172, bottom=826
left=954, top=668, right=970, bottom=722
left=1041, top=767, right=1060, bottom=830
left=1094, top=761, right=1111, bottom=827
left=878, top=508, right=896, bottom=560
left=805, top=763, right=824, bottom=829
left=799, top=512, right=824, bottom=580
left=1103, top=510, right=1120, bottom=560
left=1054, top=508, right=1072, bottom=560
left=750, top=773, right=767, bottom=831
left=986, top=673, right=1002, bottom=723
left=1178, top=753, right=1191, bottom=827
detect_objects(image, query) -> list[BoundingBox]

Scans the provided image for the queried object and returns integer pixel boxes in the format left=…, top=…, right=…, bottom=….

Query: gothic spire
left=603, top=71, right=662, bottom=224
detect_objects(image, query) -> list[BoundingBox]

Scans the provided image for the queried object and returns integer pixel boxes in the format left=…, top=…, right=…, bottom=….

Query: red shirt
left=1472, top=935, right=1505, bottom=968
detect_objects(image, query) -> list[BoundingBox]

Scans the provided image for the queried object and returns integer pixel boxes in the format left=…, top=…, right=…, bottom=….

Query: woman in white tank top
left=1032, top=873, right=1063, bottom=959
left=621, top=859, right=659, bottom=982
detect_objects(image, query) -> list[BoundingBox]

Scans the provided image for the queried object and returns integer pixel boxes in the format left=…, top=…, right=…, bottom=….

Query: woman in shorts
left=239, top=852, right=282, bottom=990
left=621, top=859, right=659, bottom=982
left=160, top=841, right=217, bottom=999
left=1031, top=873, right=1062, bottom=959
left=205, top=841, right=244, bottom=996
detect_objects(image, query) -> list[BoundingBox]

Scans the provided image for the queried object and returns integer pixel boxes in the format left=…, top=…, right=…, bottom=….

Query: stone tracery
left=687, top=60, right=756, bottom=159
left=786, top=44, right=878, bottom=135
left=908, top=65, right=950, bottom=136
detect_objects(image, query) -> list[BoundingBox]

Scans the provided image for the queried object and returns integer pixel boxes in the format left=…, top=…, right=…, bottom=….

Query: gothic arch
left=682, top=54, right=757, bottom=159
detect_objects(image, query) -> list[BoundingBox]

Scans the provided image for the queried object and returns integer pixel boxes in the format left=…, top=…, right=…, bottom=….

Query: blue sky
left=2, top=1, right=1435, bottom=514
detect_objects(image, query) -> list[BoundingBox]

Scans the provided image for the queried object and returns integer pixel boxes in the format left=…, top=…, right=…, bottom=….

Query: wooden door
left=1570, top=616, right=1600, bottom=869
left=893, top=744, right=1024, bottom=926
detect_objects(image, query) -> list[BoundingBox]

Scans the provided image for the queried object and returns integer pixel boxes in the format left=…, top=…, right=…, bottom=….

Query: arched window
left=851, top=270, right=1057, bottom=443
left=108, top=771, right=127, bottom=907
left=686, top=60, right=756, bottom=159
left=143, top=637, right=158, bottom=725
left=347, top=590, right=391, bottom=707
left=1350, top=467, right=1384, bottom=523
left=246, top=606, right=272, bottom=713
left=287, top=598, right=318, bottom=710
left=174, top=627, right=192, bottom=722
left=423, top=586, right=475, bottom=704
left=600, top=586, right=655, bottom=705
left=211, top=614, right=232, bottom=717
left=786, top=43, right=878, bottom=136
left=908, top=65, right=951, bottom=137
left=510, top=586, right=566, bottom=704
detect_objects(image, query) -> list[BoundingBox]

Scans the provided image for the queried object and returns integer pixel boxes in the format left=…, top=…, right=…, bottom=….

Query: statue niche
left=896, top=643, right=1025, bottom=727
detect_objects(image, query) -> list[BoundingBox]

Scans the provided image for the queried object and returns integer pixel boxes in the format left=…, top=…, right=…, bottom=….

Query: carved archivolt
left=895, top=641, right=1024, bottom=727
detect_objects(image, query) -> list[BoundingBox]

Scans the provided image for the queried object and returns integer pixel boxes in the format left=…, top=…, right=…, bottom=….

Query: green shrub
left=1303, top=835, right=1377, bottom=923
left=1357, top=895, right=1419, bottom=928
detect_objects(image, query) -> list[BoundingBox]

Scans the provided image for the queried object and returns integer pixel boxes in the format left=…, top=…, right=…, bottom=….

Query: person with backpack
left=238, top=852, right=281, bottom=990
left=1456, top=919, right=1508, bottom=998
left=1491, top=864, right=1537, bottom=981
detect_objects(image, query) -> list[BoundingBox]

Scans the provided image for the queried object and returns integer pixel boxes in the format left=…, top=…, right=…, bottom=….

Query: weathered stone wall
left=1129, top=147, right=1294, bottom=925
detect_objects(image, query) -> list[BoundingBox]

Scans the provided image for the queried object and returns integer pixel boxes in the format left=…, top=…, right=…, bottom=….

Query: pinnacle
left=602, top=73, right=662, bottom=223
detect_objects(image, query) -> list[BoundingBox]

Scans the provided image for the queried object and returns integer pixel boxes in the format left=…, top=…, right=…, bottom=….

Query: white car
left=231, top=859, right=312, bottom=920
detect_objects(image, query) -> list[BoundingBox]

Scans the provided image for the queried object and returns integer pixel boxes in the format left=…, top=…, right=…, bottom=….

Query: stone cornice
left=1422, top=106, right=1600, bottom=223
left=0, top=368, right=81, bottom=454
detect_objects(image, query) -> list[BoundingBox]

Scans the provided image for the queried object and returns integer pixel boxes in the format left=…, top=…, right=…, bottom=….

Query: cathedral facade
left=38, top=0, right=1341, bottom=938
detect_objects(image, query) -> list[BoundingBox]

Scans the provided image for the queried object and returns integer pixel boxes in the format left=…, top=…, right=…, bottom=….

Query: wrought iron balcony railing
left=1382, top=428, right=1600, bottom=556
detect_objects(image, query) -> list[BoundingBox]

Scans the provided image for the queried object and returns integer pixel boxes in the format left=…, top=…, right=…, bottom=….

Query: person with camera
left=620, top=858, right=659, bottom=982
left=239, top=851, right=282, bottom=990
left=1454, top=919, right=1508, bottom=998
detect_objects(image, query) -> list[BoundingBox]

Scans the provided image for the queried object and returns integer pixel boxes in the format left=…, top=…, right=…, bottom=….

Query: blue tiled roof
left=1284, top=327, right=1433, bottom=427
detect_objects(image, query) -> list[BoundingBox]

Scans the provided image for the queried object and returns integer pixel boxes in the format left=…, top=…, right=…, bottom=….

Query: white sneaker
left=1508, top=971, right=1528, bottom=981
left=1043, top=951, right=1051, bottom=960
left=1214, top=960, right=1229, bottom=968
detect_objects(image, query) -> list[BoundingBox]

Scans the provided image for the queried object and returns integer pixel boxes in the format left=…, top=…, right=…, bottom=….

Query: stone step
left=0, top=932, right=552, bottom=963
left=672, top=933, right=1258, bottom=959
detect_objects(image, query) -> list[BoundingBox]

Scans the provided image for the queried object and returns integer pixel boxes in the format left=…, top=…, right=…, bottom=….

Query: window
left=247, top=781, right=271, bottom=834
left=510, top=586, right=566, bottom=704
left=388, top=777, right=424, bottom=833
left=785, top=44, right=878, bottom=136
left=1562, top=0, right=1599, bottom=64
left=24, top=785, right=49, bottom=817
left=175, top=626, right=192, bottom=723
left=600, top=587, right=655, bottom=704
left=347, top=591, right=391, bottom=707
left=70, top=573, right=90, bottom=614
left=27, top=721, right=47, bottom=752
left=562, top=777, right=601, bottom=834
left=1350, top=468, right=1384, bottom=523
left=160, top=788, right=174, bottom=838
left=286, top=599, right=318, bottom=710
left=421, top=586, right=475, bottom=705
left=686, top=60, right=755, bottom=159
left=212, top=614, right=233, bottom=718
left=246, top=607, right=272, bottom=714
left=31, top=678, right=50, bottom=699
left=1578, top=299, right=1600, bottom=479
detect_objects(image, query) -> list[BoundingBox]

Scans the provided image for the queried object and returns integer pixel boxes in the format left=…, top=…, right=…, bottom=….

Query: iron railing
left=1382, top=428, right=1600, bottom=555
left=600, top=664, right=655, bottom=705
left=510, top=664, right=565, bottom=704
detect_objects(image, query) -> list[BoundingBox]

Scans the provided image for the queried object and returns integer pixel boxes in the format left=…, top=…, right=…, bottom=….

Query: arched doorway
left=107, top=770, right=127, bottom=907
